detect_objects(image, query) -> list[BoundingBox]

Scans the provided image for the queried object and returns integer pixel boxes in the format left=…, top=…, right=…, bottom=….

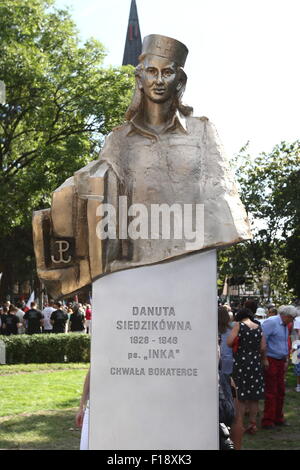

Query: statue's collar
left=127, top=111, right=188, bottom=140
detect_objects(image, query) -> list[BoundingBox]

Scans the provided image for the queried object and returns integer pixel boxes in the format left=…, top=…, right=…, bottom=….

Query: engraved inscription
left=110, top=305, right=199, bottom=376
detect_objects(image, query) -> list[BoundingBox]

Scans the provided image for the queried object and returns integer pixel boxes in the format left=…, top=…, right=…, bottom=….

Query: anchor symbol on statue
left=51, top=240, right=72, bottom=264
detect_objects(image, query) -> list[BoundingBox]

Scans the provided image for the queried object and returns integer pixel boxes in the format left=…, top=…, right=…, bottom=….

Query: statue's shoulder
left=111, top=121, right=131, bottom=137
left=186, top=115, right=213, bottom=135
left=187, top=115, right=210, bottom=127
left=186, top=115, right=220, bottom=140
left=194, top=116, right=210, bottom=122
left=101, top=122, right=130, bottom=150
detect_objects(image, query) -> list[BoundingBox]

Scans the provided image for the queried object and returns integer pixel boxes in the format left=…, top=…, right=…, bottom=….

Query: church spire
left=122, top=0, right=142, bottom=66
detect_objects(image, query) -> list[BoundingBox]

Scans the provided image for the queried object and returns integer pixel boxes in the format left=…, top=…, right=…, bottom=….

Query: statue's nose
left=155, top=71, right=163, bottom=84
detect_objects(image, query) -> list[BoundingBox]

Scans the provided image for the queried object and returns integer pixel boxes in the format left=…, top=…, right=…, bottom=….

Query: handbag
left=219, top=423, right=235, bottom=450
left=232, top=336, right=239, bottom=354
left=219, top=372, right=235, bottom=427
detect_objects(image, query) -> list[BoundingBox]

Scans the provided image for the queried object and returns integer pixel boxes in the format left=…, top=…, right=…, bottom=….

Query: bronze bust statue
left=33, top=34, right=252, bottom=298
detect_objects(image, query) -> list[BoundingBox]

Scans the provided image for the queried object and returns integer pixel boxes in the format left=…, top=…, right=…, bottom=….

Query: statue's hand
left=32, top=174, right=91, bottom=298
left=33, top=161, right=111, bottom=298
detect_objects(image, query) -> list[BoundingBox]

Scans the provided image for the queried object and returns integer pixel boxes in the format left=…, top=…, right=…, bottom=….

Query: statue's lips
left=153, top=88, right=166, bottom=94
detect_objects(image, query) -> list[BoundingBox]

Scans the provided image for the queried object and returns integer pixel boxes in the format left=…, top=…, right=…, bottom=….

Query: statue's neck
left=142, top=96, right=175, bottom=134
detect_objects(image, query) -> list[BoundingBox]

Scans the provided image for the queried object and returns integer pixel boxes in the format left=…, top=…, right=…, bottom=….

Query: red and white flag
left=24, top=291, right=35, bottom=312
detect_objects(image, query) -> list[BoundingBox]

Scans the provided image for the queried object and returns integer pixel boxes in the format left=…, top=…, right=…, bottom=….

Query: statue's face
left=138, top=55, right=182, bottom=103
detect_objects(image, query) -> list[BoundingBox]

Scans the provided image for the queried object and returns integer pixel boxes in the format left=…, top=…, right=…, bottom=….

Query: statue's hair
left=125, top=54, right=193, bottom=121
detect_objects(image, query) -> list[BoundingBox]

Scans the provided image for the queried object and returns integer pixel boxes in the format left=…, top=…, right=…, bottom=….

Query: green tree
left=286, top=228, right=300, bottom=298
left=236, top=141, right=300, bottom=235
left=0, top=0, right=135, bottom=297
left=218, top=141, right=300, bottom=302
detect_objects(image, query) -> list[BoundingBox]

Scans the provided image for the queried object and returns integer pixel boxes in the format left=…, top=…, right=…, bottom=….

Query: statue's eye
left=146, top=67, right=157, bottom=75
left=163, top=69, right=174, bottom=77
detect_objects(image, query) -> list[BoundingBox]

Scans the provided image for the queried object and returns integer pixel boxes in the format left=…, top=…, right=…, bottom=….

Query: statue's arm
left=32, top=160, right=120, bottom=298
left=197, top=117, right=252, bottom=245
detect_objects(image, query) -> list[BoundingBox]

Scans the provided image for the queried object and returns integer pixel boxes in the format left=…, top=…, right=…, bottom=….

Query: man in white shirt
left=16, top=304, right=26, bottom=334
left=42, top=300, right=56, bottom=333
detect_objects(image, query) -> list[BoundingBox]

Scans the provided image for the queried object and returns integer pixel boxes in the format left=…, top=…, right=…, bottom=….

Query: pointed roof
left=122, top=0, right=142, bottom=66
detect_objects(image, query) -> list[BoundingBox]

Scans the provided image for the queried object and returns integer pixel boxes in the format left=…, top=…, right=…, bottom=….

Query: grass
left=0, top=363, right=89, bottom=450
left=0, top=362, right=89, bottom=375
left=243, top=367, right=300, bottom=450
left=0, top=363, right=299, bottom=450
left=0, top=410, right=82, bottom=450
left=0, top=370, right=87, bottom=417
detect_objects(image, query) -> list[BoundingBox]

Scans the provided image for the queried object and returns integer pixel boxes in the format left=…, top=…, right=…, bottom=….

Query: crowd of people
left=2, top=293, right=299, bottom=450
left=0, top=299, right=92, bottom=335
left=218, top=299, right=300, bottom=450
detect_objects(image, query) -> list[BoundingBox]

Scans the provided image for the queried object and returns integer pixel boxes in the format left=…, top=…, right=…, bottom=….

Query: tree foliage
left=236, top=141, right=300, bottom=236
left=0, top=0, right=134, bottom=294
left=219, top=141, right=300, bottom=302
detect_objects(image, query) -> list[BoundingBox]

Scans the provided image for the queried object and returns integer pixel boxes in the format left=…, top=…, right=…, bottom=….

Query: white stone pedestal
left=90, top=250, right=218, bottom=450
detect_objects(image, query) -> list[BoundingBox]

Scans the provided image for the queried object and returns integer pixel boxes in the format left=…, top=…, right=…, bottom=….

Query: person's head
left=125, top=34, right=193, bottom=120
left=72, top=303, right=80, bottom=313
left=55, top=301, right=62, bottom=309
left=30, top=301, right=37, bottom=309
left=8, top=304, right=17, bottom=314
left=255, top=307, right=266, bottom=319
left=267, top=307, right=277, bottom=317
left=4, top=301, right=11, bottom=308
left=267, top=303, right=275, bottom=311
left=9, top=305, right=18, bottom=314
left=278, top=305, right=298, bottom=325
left=223, top=304, right=232, bottom=313
left=218, top=306, right=231, bottom=334
left=234, top=307, right=254, bottom=323
left=243, top=299, right=257, bottom=315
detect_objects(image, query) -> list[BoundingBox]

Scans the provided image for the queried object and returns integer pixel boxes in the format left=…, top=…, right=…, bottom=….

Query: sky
left=55, top=0, right=300, bottom=158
